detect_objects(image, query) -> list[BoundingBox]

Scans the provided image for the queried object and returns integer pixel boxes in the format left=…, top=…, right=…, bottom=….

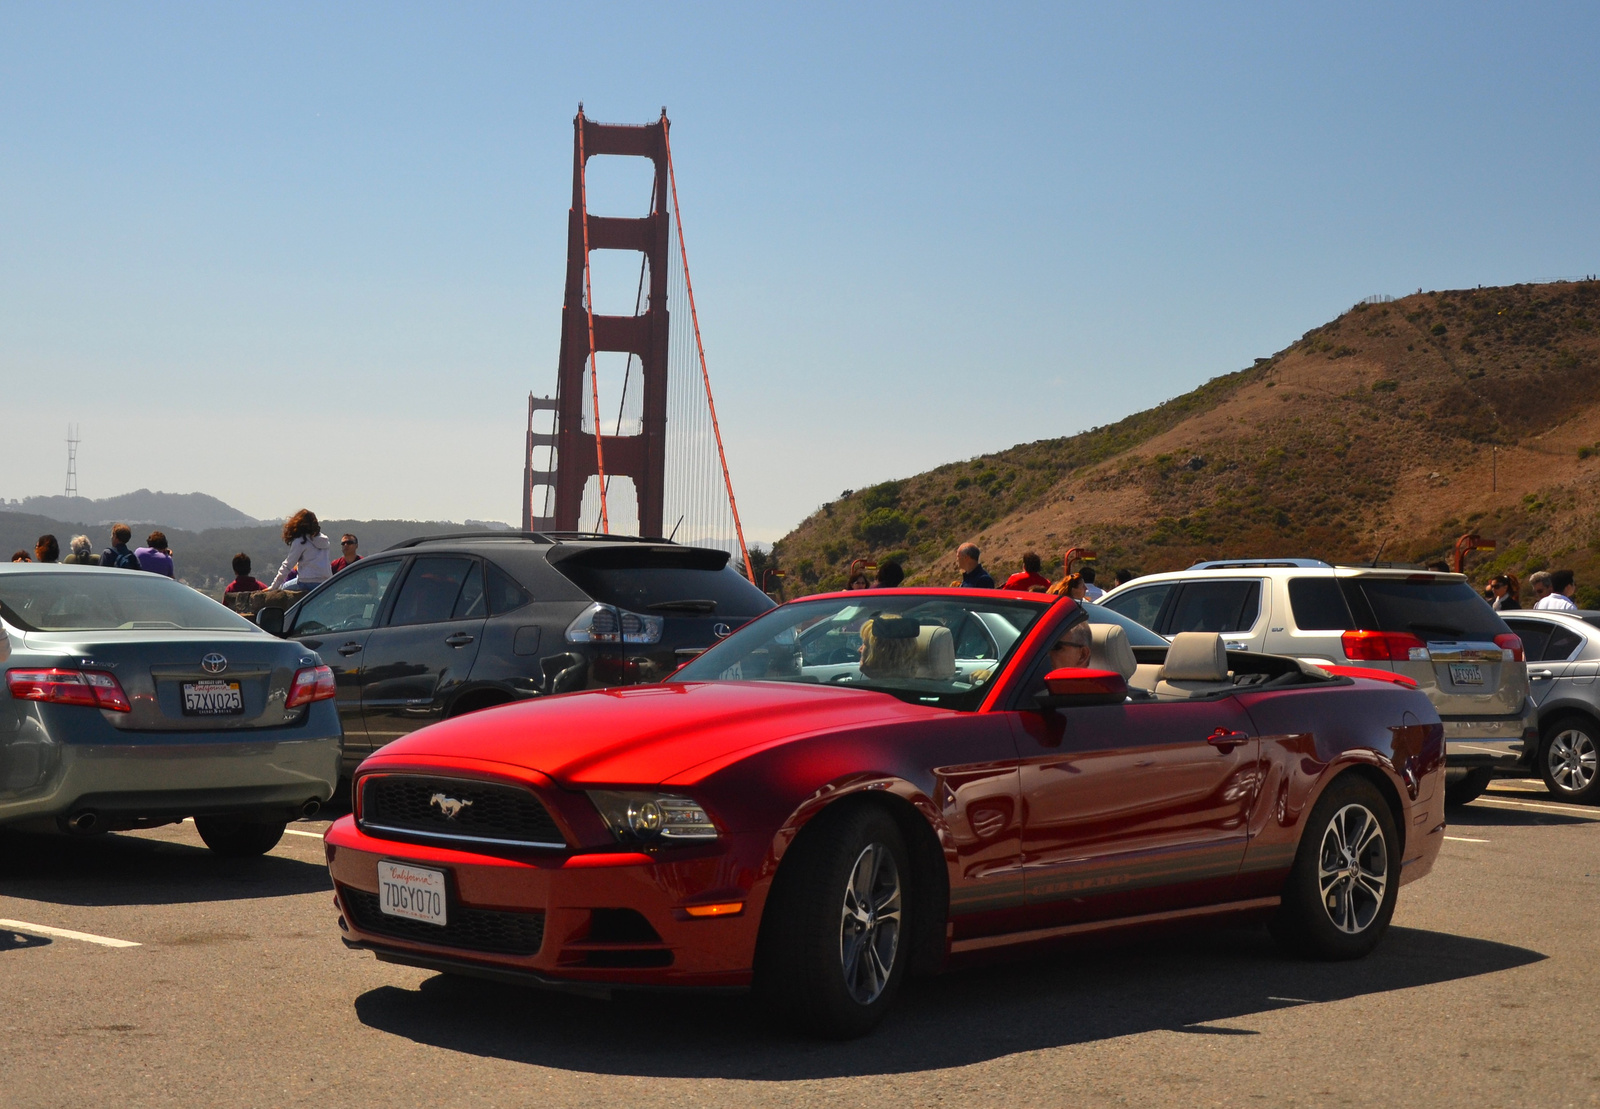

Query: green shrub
left=1371, top=379, right=1399, bottom=393
left=854, top=508, right=911, bottom=546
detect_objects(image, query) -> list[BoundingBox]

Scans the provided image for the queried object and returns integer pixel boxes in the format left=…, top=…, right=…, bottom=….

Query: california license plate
left=1449, top=662, right=1485, bottom=685
left=181, top=680, right=243, bottom=715
left=377, top=861, right=447, bottom=926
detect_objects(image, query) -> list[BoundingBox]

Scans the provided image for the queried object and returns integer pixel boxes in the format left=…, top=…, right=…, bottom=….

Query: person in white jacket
left=269, top=509, right=334, bottom=591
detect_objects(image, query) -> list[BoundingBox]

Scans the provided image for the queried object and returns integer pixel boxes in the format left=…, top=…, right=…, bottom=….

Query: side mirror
left=256, top=607, right=286, bottom=637
left=1033, top=667, right=1127, bottom=709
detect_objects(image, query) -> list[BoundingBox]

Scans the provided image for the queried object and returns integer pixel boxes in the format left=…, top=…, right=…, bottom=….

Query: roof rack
left=384, top=531, right=677, bottom=551
left=1186, top=558, right=1333, bottom=570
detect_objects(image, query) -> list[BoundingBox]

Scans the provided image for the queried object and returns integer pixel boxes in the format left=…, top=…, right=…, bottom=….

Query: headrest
left=869, top=614, right=921, bottom=640
left=1088, top=623, right=1137, bottom=682
left=914, top=625, right=956, bottom=680
left=1161, top=632, right=1229, bottom=682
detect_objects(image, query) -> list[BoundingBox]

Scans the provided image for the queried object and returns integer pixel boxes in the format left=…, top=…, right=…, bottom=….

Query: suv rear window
left=1288, top=578, right=1354, bottom=631
left=549, top=545, right=774, bottom=619
left=1349, top=577, right=1507, bottom=641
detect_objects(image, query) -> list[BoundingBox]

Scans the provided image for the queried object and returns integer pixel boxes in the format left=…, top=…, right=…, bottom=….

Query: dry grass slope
left=773, top=280, right=1600, bottom=605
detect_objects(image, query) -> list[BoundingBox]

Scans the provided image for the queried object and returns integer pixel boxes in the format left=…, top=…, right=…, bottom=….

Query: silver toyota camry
left=0, top=564, right=341, bottom=855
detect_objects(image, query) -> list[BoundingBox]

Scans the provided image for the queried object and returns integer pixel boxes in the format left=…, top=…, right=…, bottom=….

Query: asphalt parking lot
left=2, top=780, right=1596, bottom=1109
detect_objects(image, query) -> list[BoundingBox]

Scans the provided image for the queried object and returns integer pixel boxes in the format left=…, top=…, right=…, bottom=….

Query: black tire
left=754, top=804, right=912, bottom=1039
left=1443, top=767, right=1493, bottom=808
left=1271, top=775, right=1400, bottom=960
left=1538, top=717, right=1600, bottom=805
left=194, top=816, right=286, bottom=858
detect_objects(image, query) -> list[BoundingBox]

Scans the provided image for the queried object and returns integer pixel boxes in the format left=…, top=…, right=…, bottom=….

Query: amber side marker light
left=684, top=901, right=744, bottom=918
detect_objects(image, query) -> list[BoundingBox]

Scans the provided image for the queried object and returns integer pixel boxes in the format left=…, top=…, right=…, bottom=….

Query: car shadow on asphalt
left=1449, top=805, right=1599, bottom=828
left=351, top=924, right=1543, bottom=1078
left=0, top=828, right=331, bottom=907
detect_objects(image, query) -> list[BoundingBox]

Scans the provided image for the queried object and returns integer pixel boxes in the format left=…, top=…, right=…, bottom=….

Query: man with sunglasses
left=330, top=534, right=362, bottom=575
left=1047, top=621, right=1093, bottom=671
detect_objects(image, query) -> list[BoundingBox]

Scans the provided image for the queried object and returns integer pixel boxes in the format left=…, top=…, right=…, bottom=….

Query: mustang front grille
left=359, top=775, right=566, bottom=848
left=341, top=887, right=546, bottom=956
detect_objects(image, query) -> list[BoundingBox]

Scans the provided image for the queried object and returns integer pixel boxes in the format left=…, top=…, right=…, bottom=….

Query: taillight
left=6, top=668, right=131, bottom=712
left=287, top=665, right=337, bottom=707
left=564, top=602, right=663, bottom=645
left=1340, top=630, right=1428, bottom=663
left=1495, top=633, right=1525, bottom=663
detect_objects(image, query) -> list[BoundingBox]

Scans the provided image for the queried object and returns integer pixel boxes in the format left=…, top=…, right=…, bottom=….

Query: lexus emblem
left=201, top=653, right=228, bottom=674
left=429, top=793, right=473, bottom=820
left=713, top=623, right=732, bottom=639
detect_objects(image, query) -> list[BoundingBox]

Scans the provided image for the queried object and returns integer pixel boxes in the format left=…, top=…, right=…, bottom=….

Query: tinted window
left=1544, top=627, right=1584, bottom=662
left=1101, top=583, right=1172, bottom=631
left=1078, top=602, right=1169, bottom=646
left=1288, top=578, right=1354, bottom=631
left=953, top=614, right=996, bottom=660
left=551, top=547, right=773, bottom=619
left=1353, top=578, right=1507, bottom=640
left=293, top=559, right=402, bottom=635
left=452, top=562, right=486, bottom=620
left=486, top=562, right=532, bottom=615
left=389, top=557, right=477, bottom=627
left=0, top=571, right=256, bottom=632
left=1503, top=620, right=1551, bottom=662
left=1167, top=580, right=1261, bottom=635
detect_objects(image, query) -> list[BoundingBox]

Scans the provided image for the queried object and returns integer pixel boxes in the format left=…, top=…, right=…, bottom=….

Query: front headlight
left=588, top=791, right=719, bottom=843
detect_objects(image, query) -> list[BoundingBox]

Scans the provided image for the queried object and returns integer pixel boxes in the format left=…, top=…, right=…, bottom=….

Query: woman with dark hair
left=10, top=551, right=32, bottom=563
left=1486, top=572, right=1521, bottom=611
left=34, top=535, right=60, bottom=564
left=269, top=509, right=333, bottom=591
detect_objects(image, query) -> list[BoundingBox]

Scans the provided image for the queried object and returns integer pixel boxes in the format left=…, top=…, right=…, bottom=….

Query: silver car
left=0, top=564, right=341, bottom=855
left=1498, top=609, right=1600, bottom=804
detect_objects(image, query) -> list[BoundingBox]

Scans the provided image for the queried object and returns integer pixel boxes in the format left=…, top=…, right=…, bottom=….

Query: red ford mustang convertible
left=325, top=588, right=1445, bottom=1036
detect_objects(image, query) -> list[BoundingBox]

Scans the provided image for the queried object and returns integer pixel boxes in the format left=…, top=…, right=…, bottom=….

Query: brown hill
left=771, top=280, right=1600, bottom=605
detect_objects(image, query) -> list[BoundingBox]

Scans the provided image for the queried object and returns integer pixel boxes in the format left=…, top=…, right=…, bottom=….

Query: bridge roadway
left=1, top=780, right=1593, bottom=1108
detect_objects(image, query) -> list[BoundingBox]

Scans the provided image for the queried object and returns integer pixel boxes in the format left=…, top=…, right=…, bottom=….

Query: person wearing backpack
left=100, top=524, right=142, bottom=570
left=268, top=509, right=333, bottom=591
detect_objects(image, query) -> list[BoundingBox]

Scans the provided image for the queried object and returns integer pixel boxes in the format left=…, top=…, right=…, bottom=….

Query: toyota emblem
left=201, top=653, right=229, bottom=674
left=712, top=623, right=732, bottom=639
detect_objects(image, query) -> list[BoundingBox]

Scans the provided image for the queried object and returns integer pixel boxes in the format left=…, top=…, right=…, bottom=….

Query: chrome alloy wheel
left=838, top=842, right=903, bottom=1005
left=1317, top=803, right=1388, bottom=935
left=1547, top=728, right=1599, bottom=795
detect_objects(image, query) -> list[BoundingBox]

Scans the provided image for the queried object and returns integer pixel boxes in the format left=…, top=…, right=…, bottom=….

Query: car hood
left=364, top=681, right=945, bottom=787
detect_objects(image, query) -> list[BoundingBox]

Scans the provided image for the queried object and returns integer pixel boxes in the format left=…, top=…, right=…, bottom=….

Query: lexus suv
left=1097, top=559, right=1535, bottom=806
left=256, top=533, right=775, bottom=776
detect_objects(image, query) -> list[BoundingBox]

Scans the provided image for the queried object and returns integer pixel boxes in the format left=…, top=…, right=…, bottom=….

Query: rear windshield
left=1350, top=578, right=1507, bottom=641
left=549, top=545, right=774, bottom=619
left=0, top=571, right=257, bottom=632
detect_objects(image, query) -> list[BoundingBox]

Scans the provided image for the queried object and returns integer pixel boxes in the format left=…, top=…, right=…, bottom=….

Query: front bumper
left=0, top=700, right=342, bottom=826
left=1441, top=701, right=1539, bottom=770
left=325, top=815, right=765, bottom=989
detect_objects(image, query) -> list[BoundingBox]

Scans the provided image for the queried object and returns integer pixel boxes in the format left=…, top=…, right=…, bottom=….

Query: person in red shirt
left=1002, top=551, right=1051, bottom=592
left=331, top=534, right=362, bottom=575
left=223, top=552, right=267, bottom=594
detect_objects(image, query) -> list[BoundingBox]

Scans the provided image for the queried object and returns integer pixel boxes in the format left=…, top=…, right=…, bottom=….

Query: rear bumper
left=325, top=815, right=764, bottom=989
left=1441, top=701, right=1539, bottom=769
left=0, top=701, right=342, bottom=826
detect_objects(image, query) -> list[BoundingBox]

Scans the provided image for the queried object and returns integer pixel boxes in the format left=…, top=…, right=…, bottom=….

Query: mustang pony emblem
left=429, top=793, right=473, bottom=819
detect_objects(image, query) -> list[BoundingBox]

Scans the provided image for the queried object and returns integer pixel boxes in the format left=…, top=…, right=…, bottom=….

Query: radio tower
left=65, top=425, right=80, bottom=499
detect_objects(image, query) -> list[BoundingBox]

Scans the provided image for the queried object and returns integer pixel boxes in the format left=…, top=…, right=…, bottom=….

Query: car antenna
left=1370, top=537, right=1389, bottom=568
left=667, top=514, right=684, bottom=542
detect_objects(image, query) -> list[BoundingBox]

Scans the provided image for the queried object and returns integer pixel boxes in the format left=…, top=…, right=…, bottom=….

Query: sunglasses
left=341, top=540, right=357, bottom=545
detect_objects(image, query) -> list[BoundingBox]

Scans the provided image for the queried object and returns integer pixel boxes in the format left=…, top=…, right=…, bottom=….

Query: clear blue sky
left=3, top=2, right=1596, bottom=540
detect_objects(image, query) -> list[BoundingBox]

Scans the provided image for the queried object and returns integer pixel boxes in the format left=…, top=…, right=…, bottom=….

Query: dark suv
left=257, top=533, right=774, bottom=775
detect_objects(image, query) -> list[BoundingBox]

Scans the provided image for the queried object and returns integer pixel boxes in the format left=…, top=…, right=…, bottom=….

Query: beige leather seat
left=1087, top=623, right=1137, bottom=682
left=914, top=625, right=956, bottom=680
left=1154, top=632, right=1234, bottom=699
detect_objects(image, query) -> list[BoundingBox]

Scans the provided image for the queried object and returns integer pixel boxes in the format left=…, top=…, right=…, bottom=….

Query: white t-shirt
left=1534, top=593, right=1579, bottom=611
left=1083, top=583, right=1105, bottom=601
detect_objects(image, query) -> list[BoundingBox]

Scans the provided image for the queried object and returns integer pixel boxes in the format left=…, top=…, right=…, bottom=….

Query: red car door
left=1010, top=695, right=1262, bottom=926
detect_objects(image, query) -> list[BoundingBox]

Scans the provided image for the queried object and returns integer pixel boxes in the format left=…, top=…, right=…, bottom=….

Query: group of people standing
left=10, top=525, right=174, bottom=575
left=1485, top=568, right=1582, bottom=612
left=953, top=543, right=1133, bottom=599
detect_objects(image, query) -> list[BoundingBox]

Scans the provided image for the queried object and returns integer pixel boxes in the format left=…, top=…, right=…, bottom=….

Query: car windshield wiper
left=646, top=599, right=717, bottom=614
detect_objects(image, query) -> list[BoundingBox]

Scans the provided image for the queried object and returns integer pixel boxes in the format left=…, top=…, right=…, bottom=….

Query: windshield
left=669, top=593, right=1053, bottom=710
left=1351, top=578, right=1507, bottom=640
left=549, top=546, right=774, bottom=620
left=0, top=571, right=258, bottom=633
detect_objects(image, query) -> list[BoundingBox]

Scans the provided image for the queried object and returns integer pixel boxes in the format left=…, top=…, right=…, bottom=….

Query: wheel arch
left=1322, top=761, right=1407, bottom=859
left=444, top=684, right=523, bottom=718
left=1538, top=703, right=1600, bottom=737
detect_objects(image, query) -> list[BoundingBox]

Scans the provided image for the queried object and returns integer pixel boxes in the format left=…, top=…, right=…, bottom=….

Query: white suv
left=1097, top=558, right=1536, bottom=806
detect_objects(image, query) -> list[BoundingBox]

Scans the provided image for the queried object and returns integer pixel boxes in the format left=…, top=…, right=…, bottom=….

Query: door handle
left=445, top=633, right=475, bottom=647
left=1531, top=670, right=1554, bottom=680
left=337, top=643, right=363, bottom=656
left=1207, top=728, right=1250, bottom=752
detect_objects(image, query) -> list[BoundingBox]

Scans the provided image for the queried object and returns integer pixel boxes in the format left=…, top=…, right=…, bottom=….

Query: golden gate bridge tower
left=523, top=107, right=751, bottom=579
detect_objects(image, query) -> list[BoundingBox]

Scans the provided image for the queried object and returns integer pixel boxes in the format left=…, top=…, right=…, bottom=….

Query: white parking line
left=0, top=919, right=139, bottom=948
left=1473, top=796, right=1600, bottom=819
left=283, top=828, right=325, bottom=839
left=1443, top=835, right=1489, bottom=843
